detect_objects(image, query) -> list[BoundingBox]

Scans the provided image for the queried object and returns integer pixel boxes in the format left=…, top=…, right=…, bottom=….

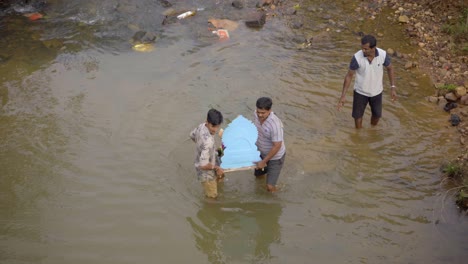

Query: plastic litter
left=24, top=13, right=43, bottom=21
left=212, top=29, right=229, bottom=40
left=132, top=43, right=155, bottom=52
left=177, top=11, right=196, bottom=19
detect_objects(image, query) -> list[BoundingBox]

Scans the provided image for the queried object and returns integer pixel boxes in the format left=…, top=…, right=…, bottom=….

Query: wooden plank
left=222, top=165, right=256, bottom=173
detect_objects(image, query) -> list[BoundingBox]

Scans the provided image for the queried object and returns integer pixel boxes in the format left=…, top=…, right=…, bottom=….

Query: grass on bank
left=442, top=160, right=468, bottom=210
left=436, top=83, right=458, bottom=96
left=439, top=84, right=457, bottom=92
left=441, top=7, right=468, bottom=54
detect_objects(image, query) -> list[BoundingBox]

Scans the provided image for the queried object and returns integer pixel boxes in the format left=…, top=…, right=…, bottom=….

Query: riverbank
left=261, top=0, right=467, bottom=210
left=361, top=0, right=468, bottom=210
left=280, top=0, right=467, bottom=210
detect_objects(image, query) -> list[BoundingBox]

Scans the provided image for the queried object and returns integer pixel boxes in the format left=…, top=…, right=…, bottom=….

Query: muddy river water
left=1, top=0, right=467, bottom=263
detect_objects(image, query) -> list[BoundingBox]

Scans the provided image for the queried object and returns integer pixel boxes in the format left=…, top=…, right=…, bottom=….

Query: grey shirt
left=254, top=112, right=286, bottom=160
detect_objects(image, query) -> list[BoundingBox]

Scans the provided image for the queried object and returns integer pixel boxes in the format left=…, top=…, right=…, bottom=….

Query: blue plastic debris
left=221, top=115, right=261, bottom=170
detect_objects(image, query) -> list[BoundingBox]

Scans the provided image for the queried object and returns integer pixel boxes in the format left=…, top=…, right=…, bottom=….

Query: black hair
left=207, top=108, right=223, bottom=125
left=256, top=97, right=273, bottom=110
left=361, top=35, right=377, bottom=48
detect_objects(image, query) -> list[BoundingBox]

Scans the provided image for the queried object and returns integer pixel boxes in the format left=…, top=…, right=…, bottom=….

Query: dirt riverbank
left=275, top=0, right=467, bottom=209
left=359, top=0, right=468, bottom=210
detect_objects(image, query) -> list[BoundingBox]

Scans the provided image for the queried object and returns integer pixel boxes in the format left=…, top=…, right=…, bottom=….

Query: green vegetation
left=443, top=162, right=463, bottom=178
left=440, top=84, right=457, bottom=92
left=441, top=7, right=468, bottom=54
left=456, top=187, right=468, bottom=209
left=437, top=83, right=457, bottom=96
left=442, top=159, right=468, bottom=210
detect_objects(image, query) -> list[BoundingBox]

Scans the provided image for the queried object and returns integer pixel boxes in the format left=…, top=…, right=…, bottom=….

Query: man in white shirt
left=337, top=35, right=397, bottom=128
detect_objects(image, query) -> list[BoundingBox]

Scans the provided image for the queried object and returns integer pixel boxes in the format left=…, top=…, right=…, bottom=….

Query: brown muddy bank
left=346, top=0, right=468, bottom=210
left=268, top=0, right=467, bottom=210
left=385, top=0, right=468, bottom=210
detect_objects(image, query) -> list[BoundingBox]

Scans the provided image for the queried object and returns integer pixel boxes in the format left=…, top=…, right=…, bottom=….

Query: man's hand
left=338, top=70, right=354, bottom=111
left=215, top=167, right=225, bottom=182
left=337, top=96, right=346, bottom=111
left=215, top=167, right=224, bottom=176
left=256, top=160, right=267, bottom=169
left=391, top=88, right=397, bottom=102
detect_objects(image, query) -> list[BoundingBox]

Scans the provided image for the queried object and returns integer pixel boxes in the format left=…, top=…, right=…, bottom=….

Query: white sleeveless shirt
left=352, top=48, right=388, bottom=97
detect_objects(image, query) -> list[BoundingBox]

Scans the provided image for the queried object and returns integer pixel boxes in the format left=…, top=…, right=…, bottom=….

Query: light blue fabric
left=221, top=115, right=261, bottom=169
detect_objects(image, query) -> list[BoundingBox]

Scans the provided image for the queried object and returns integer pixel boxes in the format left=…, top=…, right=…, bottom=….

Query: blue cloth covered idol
left=220, top=115, right=261, bottom=170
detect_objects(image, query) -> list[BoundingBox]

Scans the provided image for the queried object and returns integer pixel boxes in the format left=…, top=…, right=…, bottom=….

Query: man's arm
left=337, top=69, right=355, bottom=111
left=189, top=128, right=196, bottom=142
left=198, top=142, right=222, bottom=172
left=199, top=162, right=215, bottom=170
left=256, top=141, right=282, bottom=169
left=386, top=64, right=397, bottom=101
left=198, top=141, right=214, bottom=170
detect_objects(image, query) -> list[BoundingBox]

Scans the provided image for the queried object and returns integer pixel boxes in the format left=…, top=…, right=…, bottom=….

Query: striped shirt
left=254, top=111, right=286, bottom=160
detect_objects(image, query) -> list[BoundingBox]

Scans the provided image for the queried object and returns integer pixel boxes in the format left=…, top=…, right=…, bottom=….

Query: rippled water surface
left=1, top=1, right=467, bottom=263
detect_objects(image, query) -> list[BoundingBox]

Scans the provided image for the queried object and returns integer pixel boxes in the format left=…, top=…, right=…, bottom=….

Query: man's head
left=206, top=108, right=223, bottom=135
left=361, top=35, right=377, bottom=57
left=256, top=97, right=273, bottom=122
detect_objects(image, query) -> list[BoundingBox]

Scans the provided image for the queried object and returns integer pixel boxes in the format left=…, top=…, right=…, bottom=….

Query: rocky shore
left=350, top=0, right=467, bottom=114
left=230, top=0, right=468, bottom=209
left=272, top=0, right=467, bottom=209
left=359, top=0, right=468, bottom=210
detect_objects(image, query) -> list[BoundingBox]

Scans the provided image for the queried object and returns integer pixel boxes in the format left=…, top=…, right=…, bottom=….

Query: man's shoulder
left=192, top=123, right=205, bottom=134
left=272, top=112, right=282, bottom=119
left=376, top=48, right=390, bottom=65
left=376, top=47, right=386, bottom=53
left=194, top=124, right=210, bottom=138
left=201, top=129, right=214, bottom=144
left=353, top=50, right=364, bottom=58
left=267, top=112, right=284, bottom=127
left=376, top=48, right=387, bottom=57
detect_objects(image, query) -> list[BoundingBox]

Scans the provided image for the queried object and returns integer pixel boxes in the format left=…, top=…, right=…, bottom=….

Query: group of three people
left=190, top=35, right=397, bottom=199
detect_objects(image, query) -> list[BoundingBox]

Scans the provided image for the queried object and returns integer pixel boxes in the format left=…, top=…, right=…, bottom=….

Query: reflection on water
left=187, top=202, right=282, bottom=263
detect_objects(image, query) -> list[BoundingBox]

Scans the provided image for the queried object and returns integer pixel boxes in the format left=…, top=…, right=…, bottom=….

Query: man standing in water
left=337, top=35, right=397, bottom=128
left=254, top=97, right=286, bottom=192
left=190, top=109, right=224, bottom=199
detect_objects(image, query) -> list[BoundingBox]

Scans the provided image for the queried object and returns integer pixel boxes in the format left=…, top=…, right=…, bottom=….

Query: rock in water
left=158, top=0, right=172, bottom=8
left=132, top=31, right=157, bottom=44
left=450, top=114, right=461, bottom=126
left=245, top=11, right=266, bottom=28
left=232, top=0, right=243, bottom=9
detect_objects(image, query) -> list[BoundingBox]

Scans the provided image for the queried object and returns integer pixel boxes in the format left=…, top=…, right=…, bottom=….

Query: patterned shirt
left=189, top=123, right=216, bottom=182
left=254, top=111, right=286, bottom=160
